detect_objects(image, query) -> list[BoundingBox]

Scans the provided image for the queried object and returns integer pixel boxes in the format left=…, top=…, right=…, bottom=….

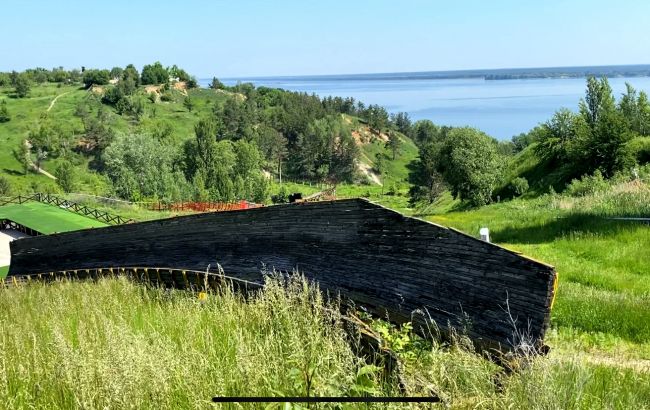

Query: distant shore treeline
left=216, top=65, right=650, bottom=84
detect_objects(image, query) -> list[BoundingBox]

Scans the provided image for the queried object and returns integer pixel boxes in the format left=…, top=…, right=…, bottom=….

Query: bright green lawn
left=0, top=201, right=107, bottom=234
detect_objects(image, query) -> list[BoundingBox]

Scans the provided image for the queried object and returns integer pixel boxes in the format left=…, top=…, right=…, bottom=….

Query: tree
left=82, top=69, right=110, bottom=88
left=437, top=127, right=501, bottom=206
left=408, top=141, right=446, bottom=204
left=14, top=74, right=31, bottom=98
left=535, top=108, right=581, bottom=162
left=103, top=133, right=184, bottom=201
left=364, top=104, right=389, bottom=133
left=28, top=121, right=63, bottom=157
left=141, top=62, right=169, bottom=85
left=55, top=161, right=76, bottom=193
left=578, top=77, right=630, bottom=177
left=385, top=132, right=401, bottom=160
left=34, top=148, right=48, bottom=171
left=122, top=64, right=140, bottom=86
left=210, top=77, right=225, bottom=90
left=291, top=116, right=358, bottom=183
left=109, top=67, right=124, bottom=79
left=14, top=140, right=31, bottom=175
left=619, top=83, right=650, bottom=136
left=0, top=100, right=10, bottom=122
left=254, top=125, right=287, bottom=182
left=392, top=112, right=412, bottom=135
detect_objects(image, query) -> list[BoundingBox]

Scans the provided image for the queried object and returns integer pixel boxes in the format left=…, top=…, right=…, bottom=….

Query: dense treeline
left=408, top=76, right=650, bottom=206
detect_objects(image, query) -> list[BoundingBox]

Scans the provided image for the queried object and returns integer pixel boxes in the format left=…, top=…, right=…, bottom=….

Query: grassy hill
left=0, top=83, right=418, bottom=212
left=0, top=83, right=230, bottom=195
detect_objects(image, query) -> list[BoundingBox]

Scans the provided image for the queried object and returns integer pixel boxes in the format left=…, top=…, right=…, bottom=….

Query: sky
left=1, top=0, right=649, bottom=78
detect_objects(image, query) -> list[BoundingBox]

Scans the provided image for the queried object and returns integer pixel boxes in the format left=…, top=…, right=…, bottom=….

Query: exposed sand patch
left=358, top=160, right=382, bottom=185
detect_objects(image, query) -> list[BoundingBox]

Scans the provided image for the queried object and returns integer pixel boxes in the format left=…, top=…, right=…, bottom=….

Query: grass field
left=427, top=184, right=650, bottom=365
left=0, top=202, right=107, bottom=234
left=1, top=276, right=649, bottom=409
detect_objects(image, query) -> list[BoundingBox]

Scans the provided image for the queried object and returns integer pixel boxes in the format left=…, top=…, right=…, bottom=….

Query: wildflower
left=198, top=291, right=208, bottom=302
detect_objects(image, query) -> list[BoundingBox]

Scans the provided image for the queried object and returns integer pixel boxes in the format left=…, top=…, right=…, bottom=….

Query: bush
left=159, top=91, right=174, bottom=102
left=509, top=177, right=529, bottom=196
left=565, top=170, right=610, bottom=197
left=0, top=100, right=10, bottom=122
left=625, top=137, right=650, bottom=165
left=82, top=69, right=110, bottom=88
left=0, top=176, right=11, bottom=196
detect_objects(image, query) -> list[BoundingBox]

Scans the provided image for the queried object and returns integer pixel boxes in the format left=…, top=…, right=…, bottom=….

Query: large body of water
left=202, top=73, right=650, bottom=140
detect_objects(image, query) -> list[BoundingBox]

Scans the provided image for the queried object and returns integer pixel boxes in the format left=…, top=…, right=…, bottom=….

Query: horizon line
left=216, top=63, right=650, bottom=81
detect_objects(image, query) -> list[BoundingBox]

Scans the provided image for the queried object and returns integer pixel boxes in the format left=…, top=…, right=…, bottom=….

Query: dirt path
left=24, top=140, right=56, bottom=180
left=47, top=91, right=71, bottom=112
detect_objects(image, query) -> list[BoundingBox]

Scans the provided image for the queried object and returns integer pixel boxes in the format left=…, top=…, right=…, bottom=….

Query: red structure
left=146, top=200, right=261, bottom=213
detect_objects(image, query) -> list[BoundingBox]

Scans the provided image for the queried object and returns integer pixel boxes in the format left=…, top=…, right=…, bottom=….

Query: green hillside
left=0, top=83, right=230, bottom=195
left=0, top=82, right=418, bottom=213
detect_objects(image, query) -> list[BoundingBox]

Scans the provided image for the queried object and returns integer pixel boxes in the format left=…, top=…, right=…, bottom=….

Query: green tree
left=385, top=132, right=401, bottom=160
left=122, top=64, right=140, bottom=85
left=392, top=112, right=412, bottom=135
left=14, top=74, right=31, bottom=98
left=109, top=67, right=124, bottom=79
left=0, top=100, right=10, bottom=122
left=535, top=108, right=581, bottom=162
left=408, top=141, right=447, bottom=204
left=82, top=69, right=110, bottom=88
left=253, top=125, right=287, bottom=181
left=209, top=77, right=225, bottom=90
left=55, top=161, right=76, bottom=193
left=14, top=140, right=31, bottom=175
left=619, top=83, right=650, bottom=136
left=103, top=133, right=185, bottom=201
left=578, top=77, right=630, bottom=177
left=141, top=62, right=169, bottom=85
left=291, top=116, right=358, bottom=183
left=437, top=127, right=501, bottom=206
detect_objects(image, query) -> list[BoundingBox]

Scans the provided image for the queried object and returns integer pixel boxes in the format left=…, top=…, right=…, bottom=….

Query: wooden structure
left=7, top=199, right=556, bottom=352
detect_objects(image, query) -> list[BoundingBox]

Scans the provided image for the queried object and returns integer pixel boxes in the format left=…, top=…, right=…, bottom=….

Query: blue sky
left=1, top=0, right=649, bottom=78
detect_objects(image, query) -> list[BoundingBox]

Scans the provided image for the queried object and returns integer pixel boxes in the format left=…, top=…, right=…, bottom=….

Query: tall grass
left=0, top=277, right=365, bottom=408
left=2, top=277, right=650, bottom=409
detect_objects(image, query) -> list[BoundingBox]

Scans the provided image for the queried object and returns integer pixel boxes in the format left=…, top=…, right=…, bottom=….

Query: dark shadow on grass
left=2, top=169, right=26, bottom=176
left=492, top=213, right=647, bottom=244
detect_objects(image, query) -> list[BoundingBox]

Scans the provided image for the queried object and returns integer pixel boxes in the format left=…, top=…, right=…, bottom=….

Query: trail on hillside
left=47, top=91, right=71, bottom=112
left=24, top=140, right=56, bottom=180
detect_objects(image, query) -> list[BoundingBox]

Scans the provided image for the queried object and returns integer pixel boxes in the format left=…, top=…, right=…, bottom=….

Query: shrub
left=0, top=176, right=11, bottom=196
left=159, top=91, right=174, bottom=102
left=565, top=170, right=610, bottom=197
left=0, top=100, right=10, bottom=122
left=509, top=177, right=529, bottom=196
left=625, top=136, right=650, bottom=165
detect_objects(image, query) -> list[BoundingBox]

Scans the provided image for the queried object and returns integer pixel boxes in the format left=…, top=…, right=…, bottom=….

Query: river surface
left=201, top=74, right=650, bottom=140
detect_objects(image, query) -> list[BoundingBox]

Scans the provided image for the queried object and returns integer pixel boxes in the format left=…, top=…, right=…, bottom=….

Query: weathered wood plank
left=7, top=198, right=556, bottom=351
